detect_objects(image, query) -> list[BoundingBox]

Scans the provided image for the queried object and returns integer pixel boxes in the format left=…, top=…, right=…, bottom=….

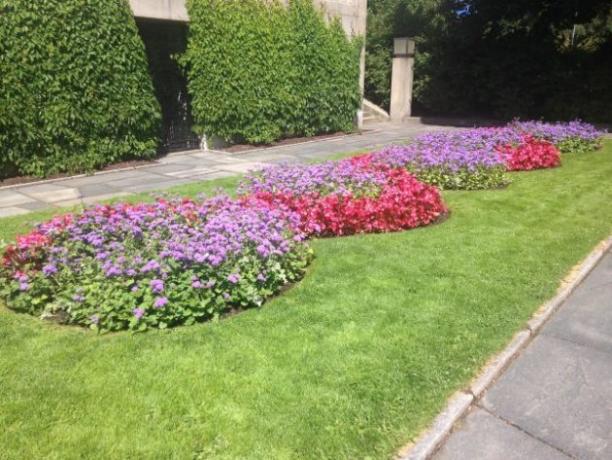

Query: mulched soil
left=221, top=130, right=362, bottom=154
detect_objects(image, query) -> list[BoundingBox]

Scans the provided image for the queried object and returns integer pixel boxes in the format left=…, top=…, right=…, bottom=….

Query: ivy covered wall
left=182, top=0, right=363, bottom=144
left=0, top=0, right=161, bottom=178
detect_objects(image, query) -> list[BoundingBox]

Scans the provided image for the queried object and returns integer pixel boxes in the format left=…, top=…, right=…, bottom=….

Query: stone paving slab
left=18, top=184, right=81, bottom=203
left=120, top=178, right=194, bottom=194
left=164, top=167, right=216, bottom=179
left=77, top=183, right=120, bottom=198
left=0, top=206, right=31, bottom=218
left=0, top=121, right=461, bottom=216
left=434, top=407, right=569, bottom=460
left=0, top=190, right=36, bottom=207
left=435, top=249, right=612, bottom=460
left=480, top=334, right=612, bottom=459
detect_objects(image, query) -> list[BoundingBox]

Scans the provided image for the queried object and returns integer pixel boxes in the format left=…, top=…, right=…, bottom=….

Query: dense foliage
left=0, top=0, right=161, bottom=179
left=1, top=199, right=312, bottom=332
left=182, top=0, right=362, bottom=144
left=365, top=0, right=612, bottom=122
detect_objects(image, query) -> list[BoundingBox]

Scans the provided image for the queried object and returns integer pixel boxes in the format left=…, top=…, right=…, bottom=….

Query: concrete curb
left=397, top=236, right=612, bottom=460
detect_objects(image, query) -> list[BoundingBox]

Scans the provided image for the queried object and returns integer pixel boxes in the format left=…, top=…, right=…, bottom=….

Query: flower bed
left=2, top=158, right=448, bottom=332
left=1, top=198, right=312, bottom=332
left=365, top=120, right=603, bottom=189
left=241, top=159, right=448, bottom=237
left=508, top=120, right=604, bottom=154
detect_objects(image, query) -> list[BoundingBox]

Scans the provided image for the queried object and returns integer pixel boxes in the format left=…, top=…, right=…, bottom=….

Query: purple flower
left=19, top=282, right=30, bottom=292
left=141, top=260, right=161, bottom=273
left=105, top=265, right=122, bottom=277
left=133, top=307, right=145, bottom=320
left=90, top=314, right=100, bottom=325
left=257, top=273, right=267, bottom=283
left=154, top=297, right=168, bottom=309
left=192, top=279, right=203, bottom=289
left=227, top=273, right=241, bottom=284
left=150, top=279, right=164, bottom=294
left=205, top=280, right=216, bottom=289
left=72, top=294, right=85, bottom=303
left=42, top=264, right=58, bottom=276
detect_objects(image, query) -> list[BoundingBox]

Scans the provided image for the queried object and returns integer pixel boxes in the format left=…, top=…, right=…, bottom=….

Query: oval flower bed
left=1, top=198, right=313, bottom=332
left=364, top=120, right=604, bottom=190
left=241, top=158, right=448, bottom=237
left=2, top=162, right=447, bottom=332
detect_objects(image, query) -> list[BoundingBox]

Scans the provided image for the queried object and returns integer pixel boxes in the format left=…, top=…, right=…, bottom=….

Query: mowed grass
left=1, top=142, right=611, bottom=459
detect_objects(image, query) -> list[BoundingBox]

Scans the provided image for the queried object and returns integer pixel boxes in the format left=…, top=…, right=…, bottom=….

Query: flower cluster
left=247, top=166, right=447, bottom=237
left=364, top=120, right=603, bottom=189
left=508, top=120, right=605, bottom=154
left=239, top=159, right=388, bottom=197
left=364, top=130, right=510, bottom=190
left=497, top=136, right=561, bottom=171
left=1, top=198, right=312, bottom=332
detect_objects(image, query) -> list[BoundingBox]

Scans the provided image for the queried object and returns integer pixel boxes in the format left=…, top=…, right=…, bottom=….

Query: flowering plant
left=366, top=120, right=603, bottom=189
left=365, top=131, right=510, bottom=190
left=508, top=120, right=605, bottom=154
left=497, top=136, right=561, bottom=171
left=1, top=198, right=312, bottom=332
left=247, top=166, right=447, bottom=237
left=239, top=159, right=388, bottom=197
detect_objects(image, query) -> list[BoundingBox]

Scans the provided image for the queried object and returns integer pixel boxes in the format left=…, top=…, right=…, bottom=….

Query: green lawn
left=1, top=142, right=611, bottom=459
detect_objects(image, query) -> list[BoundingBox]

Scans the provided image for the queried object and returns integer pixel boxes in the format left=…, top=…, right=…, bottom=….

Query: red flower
left=498, top=136, right=561, bottom=171
left=248, top=168, right=447, bottom=237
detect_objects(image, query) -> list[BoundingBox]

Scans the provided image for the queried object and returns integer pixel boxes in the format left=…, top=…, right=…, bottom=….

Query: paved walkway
left=434, top=248, right=612, bottom=459
left=0, top=120, right=456, bottom=217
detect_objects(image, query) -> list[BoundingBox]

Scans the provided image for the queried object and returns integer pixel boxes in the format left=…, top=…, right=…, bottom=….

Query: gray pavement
left=434, top=249, right=612, bottom=459
left=0, top=120, right=455, bottom=217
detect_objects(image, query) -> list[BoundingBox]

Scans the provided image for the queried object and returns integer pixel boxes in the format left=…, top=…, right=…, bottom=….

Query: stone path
left=434, top=248, right=612, bottom=460
left=0, top=120, right=455, bottom=217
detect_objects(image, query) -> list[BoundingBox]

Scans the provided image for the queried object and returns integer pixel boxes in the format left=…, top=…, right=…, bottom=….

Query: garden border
left=397, top=235, right=612, bottom=460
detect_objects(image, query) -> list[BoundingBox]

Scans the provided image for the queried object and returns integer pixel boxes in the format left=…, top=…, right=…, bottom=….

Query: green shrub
left=0, top=0, right=161, bottom=179
left=183, top=0, right=362, bottom=144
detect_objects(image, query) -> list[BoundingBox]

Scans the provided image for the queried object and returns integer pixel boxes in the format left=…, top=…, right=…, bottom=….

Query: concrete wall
left=129, top=0, right=188, bottom=22
left=129, top=0, right=366, bottom=38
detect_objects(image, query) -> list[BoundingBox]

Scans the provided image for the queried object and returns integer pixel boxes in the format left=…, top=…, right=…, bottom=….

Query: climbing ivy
left=0, top=0, right=161, bottom=179
left=183, top=0, right=362, bottom=144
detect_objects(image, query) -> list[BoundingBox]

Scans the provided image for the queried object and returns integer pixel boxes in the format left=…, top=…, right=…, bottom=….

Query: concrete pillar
left=390, top=38, right=415, bottom=122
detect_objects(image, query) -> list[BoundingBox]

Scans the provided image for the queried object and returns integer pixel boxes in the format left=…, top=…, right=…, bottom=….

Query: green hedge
left=183, top=0, right=362, bottom=144
left=0, top=0, right=161, bottom=179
